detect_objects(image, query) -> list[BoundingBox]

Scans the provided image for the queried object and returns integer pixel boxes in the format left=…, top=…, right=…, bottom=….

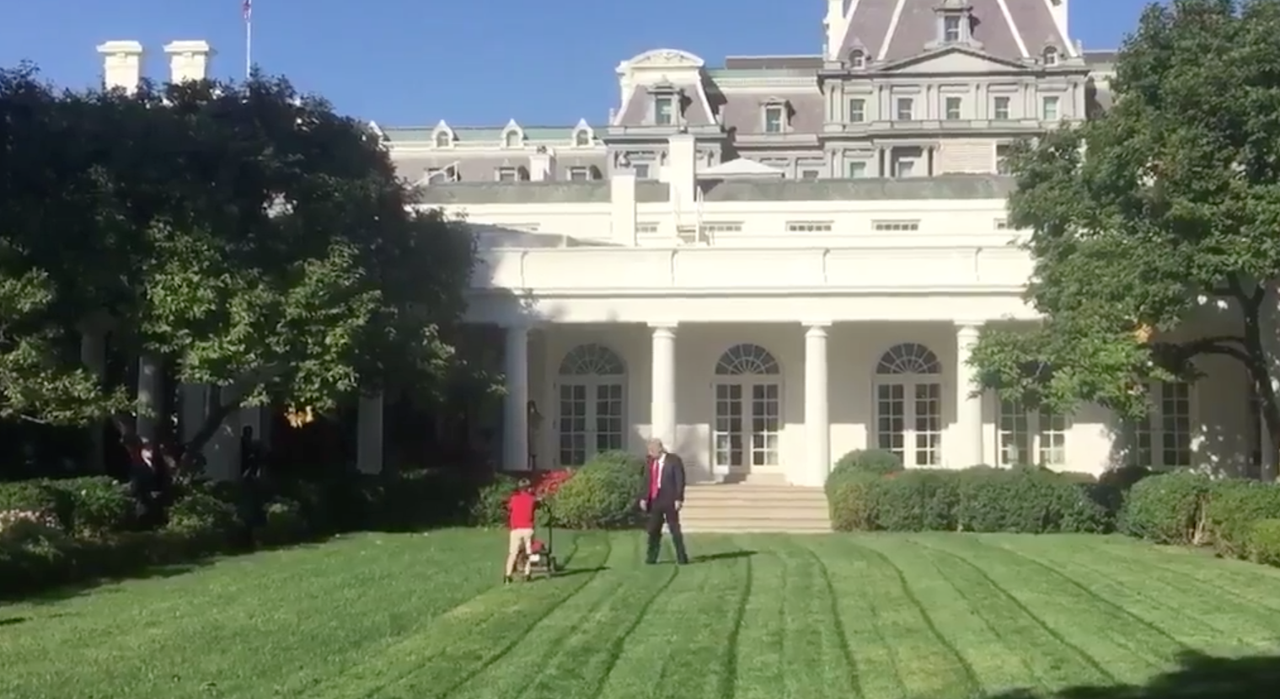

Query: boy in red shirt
left=504, top=479, right=538, bottom=583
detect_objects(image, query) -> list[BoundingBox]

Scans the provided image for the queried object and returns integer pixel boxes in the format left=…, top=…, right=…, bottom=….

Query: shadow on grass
left=8, top=559, right=220, bottom=606
left=692, top=550, right=756, bottom=563
left=960, top=651, right=1280, bottom=699
left=554, top=566, right=608, bottom=578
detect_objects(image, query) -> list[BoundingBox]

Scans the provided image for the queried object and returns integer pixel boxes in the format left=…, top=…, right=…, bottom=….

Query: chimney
left=610, top=170, right=637, bottom=245
left=96, top=40, right=144, bottom=93
left=664, top=133, right=697, bottom=211
left=162, top=40, right=214, bottom=83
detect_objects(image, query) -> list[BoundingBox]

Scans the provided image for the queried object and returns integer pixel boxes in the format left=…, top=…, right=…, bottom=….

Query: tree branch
left=1184, top=335, right=1252, bottom=365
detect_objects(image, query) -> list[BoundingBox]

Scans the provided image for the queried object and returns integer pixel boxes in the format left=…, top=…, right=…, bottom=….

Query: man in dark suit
left=638, top=438, right=689, bottom=565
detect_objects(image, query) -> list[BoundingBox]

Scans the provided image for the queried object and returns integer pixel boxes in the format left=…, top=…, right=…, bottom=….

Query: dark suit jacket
left=639, top=452, right=686, bottom=506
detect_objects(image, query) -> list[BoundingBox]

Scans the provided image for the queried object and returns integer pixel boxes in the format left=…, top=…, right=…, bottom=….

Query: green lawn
left=2, top=532, right=1280, bottom=699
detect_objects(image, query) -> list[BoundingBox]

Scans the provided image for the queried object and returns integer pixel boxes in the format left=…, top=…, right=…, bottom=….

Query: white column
left=804, top=323, right=831, bottom=487
left=954, top=323, right=985, bottom=467
left=357, top=392, right=384, bottom=474
left=136, top=354, right=162, bottom=444
left=503, top=324, right=530, bottom=471
left=649, top=323, right=677, bottom=447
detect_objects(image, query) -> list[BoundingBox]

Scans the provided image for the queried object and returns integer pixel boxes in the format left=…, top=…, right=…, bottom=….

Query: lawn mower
left=516, top=510, right=558, bottom=580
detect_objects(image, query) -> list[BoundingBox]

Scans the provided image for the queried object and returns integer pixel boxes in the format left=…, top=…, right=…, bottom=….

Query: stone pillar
left=649, top=323, right=677, bottom=447
left=136, top=354, right=162, bottom=445
left=357, top=393, right=384, bottom=474
left=954, top=323, right=985, bottom=467
left=804, top=324, right=831, bottom=487
left=503, top=324, right=530, bottom=471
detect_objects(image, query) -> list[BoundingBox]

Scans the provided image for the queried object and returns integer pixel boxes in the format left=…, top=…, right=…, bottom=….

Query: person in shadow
left=638, top=438, right=689, bottom=565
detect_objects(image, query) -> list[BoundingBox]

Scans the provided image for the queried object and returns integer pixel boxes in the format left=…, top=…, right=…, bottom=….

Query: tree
left=0, top=66, right=476, bottom=466
left=969, top=0, right=1280, bottom=478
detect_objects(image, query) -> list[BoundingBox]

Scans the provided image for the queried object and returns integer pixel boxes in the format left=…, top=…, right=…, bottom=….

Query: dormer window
left=943, top=15, right=962, bottom=42
left=504, top=131, right=520, bottom=147
left=1043, top=46, right=1060, bottom=66
left=932, top=0, right=977, bottom=48
left=655, top=96, right=674, bottom=125
left=574, top=129, right=590, bottom=146
left=763, top=103, right=786, bottom=133
left=849, top=49, right=866, bottom=69
left=434, top=132, right=450, bottom=147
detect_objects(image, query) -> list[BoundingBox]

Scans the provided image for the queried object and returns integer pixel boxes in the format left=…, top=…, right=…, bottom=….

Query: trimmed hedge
left=827, top=465, right=1119, bottom=534
left=1118, top=470, right=1280, bottom=561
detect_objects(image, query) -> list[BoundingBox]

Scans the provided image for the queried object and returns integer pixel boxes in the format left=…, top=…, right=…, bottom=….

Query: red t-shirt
left=508, top=491, right=536, bottom=529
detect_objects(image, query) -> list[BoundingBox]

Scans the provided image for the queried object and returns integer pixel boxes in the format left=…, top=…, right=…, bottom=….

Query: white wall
left=530, top=322, right=1120, bottom=483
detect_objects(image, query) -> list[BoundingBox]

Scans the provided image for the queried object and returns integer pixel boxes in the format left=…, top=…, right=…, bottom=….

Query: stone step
left=682, top=524, right=832, bottom=533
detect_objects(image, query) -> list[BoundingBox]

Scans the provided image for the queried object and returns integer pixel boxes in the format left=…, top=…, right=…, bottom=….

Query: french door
left=875, top=381, right=942, bottom=467
left=556, top=381, right=625, bottom=466
left=713, top=381, right=781, bottom=472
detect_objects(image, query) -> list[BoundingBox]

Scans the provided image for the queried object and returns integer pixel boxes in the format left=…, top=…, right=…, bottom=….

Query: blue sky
left=1, top=0, right=1153, bottom=128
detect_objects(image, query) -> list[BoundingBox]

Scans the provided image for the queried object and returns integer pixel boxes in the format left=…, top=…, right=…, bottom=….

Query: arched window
left=555, top=344, right=626, bottom=466
left=713, top=343, right=782, bottom=475
left=504, top=130, right=521, bottom=147
left=574, top=129, right=591, bottom=147
left=715, top=343, right=781, bottom=375
left=434, top=131, right=450, bottom=148
left=874, top=343, right=943, bottom=466
left=1043, top=46, right=1060, bottom=66
left=849, top=50, right=866, bottom=69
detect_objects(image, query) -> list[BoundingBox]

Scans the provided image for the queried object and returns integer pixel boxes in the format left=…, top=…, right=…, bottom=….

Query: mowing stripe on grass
left=905, top=537, right=1113, bottom=691
left=805, top=541, right=862, bottom=699
left=440, top=546, right=680, bottom=699
left=593, top=535, right=752, bottom=699
left=1069, top=538, right=1280, bottom=616
left=801, top=536, right=906, bottom=699
left=716, top=537, right=753, bottom=699
left=844, top=537, right=983, bottom=699
left=984, top=535, right=1277, bottom=654
left=914, top=534, right=1167, bottom=686
left=301, top=533, right=614, bottom=699
left=725, top=540, right=786, bottom=699
left=0, top=532, right=505, bottom=699
left=729, top=536, right=861, bottom=699
left=864, top=537, right=1044, bottom=695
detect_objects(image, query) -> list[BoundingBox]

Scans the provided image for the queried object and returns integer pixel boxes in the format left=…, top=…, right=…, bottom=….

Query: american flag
left=243, top=0, right=252, bottom=21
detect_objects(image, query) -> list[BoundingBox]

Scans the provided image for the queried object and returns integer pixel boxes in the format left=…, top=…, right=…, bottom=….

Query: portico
left=492, top=320, right=1102, bottom=486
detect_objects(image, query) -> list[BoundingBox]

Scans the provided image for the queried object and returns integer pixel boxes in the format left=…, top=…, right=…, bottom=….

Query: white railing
left=472, top=245, right=1034, bottom=293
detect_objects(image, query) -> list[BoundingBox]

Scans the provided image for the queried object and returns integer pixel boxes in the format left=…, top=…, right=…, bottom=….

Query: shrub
left=168, top=489, right=242, bottom=536
left=826, top=466, right=1118, bottom=534
left=1118, top=470, right=1213, bottom=544
left=1246, top=518, right=1280, bottom=566
left=956, top=467, right=1113, bottom=534
left=874, top=470, right=960, bottom=531
left=257, top=499, right=308, bottom=546
left=548, top=452, right=645, bottom=529
left=1202, top=480, right=1280, bottom=557
left=472, top=474, right=521, bottom=527
left=828, top=449, right=903, bottom=488
left=827, top=472, right=882, bottom=531
left=57, top=477, right=135, bottom=536
left=0, top=477, right=135, bottom=535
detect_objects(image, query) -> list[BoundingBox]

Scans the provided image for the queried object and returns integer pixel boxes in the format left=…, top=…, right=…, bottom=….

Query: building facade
left=98, top=0, right=1264, bottom=486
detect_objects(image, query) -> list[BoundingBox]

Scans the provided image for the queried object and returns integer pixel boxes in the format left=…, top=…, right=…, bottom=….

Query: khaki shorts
left=509, top=528, right=534, bottom=556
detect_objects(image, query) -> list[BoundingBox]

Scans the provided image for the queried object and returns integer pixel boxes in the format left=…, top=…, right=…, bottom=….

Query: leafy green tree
left=969, top=0, right=1280, bottom=477
left=1, top=66, right=476, bottom=464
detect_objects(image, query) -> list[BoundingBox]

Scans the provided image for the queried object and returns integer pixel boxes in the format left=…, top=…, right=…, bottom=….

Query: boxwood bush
left=826, top=464, right=1119, bottom=534
left=548, top=450, right=645, bottom=529
left=1246, top=518, right=1280, bottom=566
left=1117, top=470, right=1213, bottom=544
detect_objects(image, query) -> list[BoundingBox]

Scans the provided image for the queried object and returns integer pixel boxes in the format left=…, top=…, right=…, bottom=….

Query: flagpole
left=243, top=0, right=253, bottom=80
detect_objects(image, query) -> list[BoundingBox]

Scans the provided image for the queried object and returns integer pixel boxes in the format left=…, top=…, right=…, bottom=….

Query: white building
left=99, top=0, right=1264, bottom=485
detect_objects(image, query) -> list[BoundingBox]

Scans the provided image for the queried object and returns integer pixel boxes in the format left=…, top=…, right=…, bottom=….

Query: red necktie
left=649, top=458, right=660, bottom=499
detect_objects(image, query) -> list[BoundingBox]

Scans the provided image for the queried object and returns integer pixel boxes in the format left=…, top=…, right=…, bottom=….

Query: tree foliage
left=971, top=0, right=1280, bottom=466
left=0, top=64, right=475, bottom=455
